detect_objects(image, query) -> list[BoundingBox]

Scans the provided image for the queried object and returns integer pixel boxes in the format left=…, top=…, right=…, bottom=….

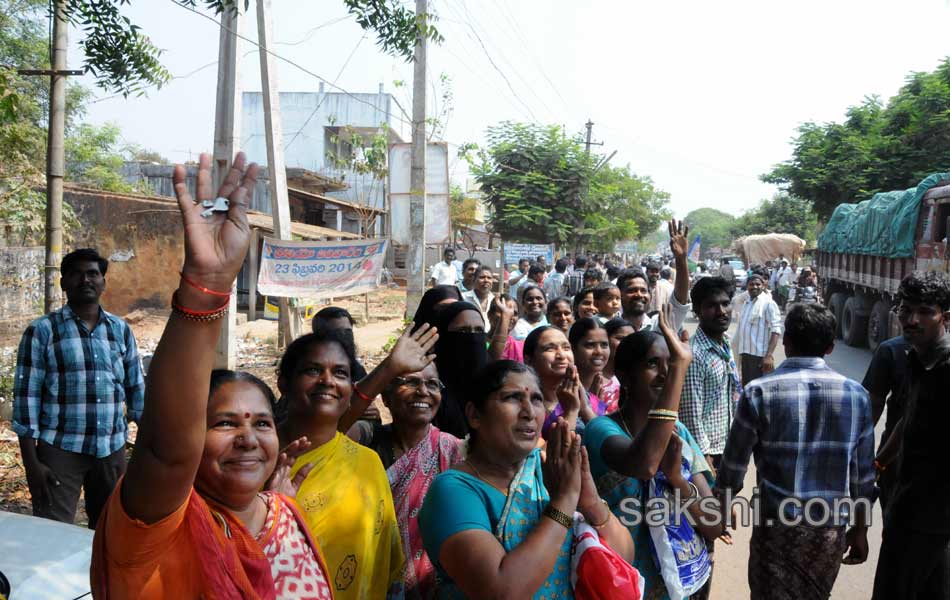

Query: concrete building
left=242, top=83, right=409, bottom=217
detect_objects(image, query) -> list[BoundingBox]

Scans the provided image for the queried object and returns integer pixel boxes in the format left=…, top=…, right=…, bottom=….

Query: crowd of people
left=10, top=152, right=950, bottom=599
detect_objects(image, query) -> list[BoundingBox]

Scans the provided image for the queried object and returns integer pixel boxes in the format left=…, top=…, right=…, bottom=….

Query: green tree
left=765, top=57, right=950, bottom=219
left=464, top=122, right=592, bottom=248
left=730, top=193, right=818, bottom=242
left=66, top=122, right=156, bottom=193
left=584, top=164, right=671, bottom=252
left=682, top=207, right=736, bottom=252
left=465, top=122, right=671, bottom=252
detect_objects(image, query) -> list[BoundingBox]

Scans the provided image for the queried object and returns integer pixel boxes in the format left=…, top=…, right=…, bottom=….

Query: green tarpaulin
left=818, top=173, right=950, bottom=258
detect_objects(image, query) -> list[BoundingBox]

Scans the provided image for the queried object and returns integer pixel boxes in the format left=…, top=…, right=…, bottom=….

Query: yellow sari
left=290, top=432, right=405, bottom=600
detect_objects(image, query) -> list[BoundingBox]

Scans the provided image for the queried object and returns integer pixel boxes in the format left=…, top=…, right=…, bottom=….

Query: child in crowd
left=593, top=282, right=622, bottom=323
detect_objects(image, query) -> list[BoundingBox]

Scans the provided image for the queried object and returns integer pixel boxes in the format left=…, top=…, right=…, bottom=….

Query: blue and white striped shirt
left=12, top=305, right=144, bottom=458
left=718, top=357, right=876, bottom=525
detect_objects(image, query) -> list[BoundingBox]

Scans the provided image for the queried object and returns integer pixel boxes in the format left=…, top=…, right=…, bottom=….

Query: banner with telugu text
left=257, top=237, right=389, bottom=300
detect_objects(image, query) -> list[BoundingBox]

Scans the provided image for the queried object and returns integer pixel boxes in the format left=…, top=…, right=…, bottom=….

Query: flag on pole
left=687, top=234, right=701, bottom=262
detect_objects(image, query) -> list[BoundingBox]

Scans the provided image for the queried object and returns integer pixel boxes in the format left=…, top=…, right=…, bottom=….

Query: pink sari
left=387, top=425, right=463, bottom=600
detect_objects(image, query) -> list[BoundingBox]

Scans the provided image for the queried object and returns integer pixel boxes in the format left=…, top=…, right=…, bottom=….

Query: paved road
left=675, top=316, right=881, bottom=600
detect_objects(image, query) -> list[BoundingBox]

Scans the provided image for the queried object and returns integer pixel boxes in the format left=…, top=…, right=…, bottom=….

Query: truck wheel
left=828, top=292, right=847, bottom=339
left=867, top=300, right=891, bottom=352
left=842, top=296, right=868, bottom=347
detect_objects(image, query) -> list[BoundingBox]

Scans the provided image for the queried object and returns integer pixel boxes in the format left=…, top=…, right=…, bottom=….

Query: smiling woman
left=278, top=331, right=406, bottom=600
left=89, top=153, right=334, bottom=599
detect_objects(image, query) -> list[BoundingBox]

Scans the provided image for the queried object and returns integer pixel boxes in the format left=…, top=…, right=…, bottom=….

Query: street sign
left=614, top=240, right=638, bottom=254
left=504, top=243, right=554, bottom=265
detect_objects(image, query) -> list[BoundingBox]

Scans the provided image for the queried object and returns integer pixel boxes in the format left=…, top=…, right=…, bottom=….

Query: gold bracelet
left=647, top=414, right=678, bottom=421
left=588, top=498, right=611, bottom=529
left=543, top=504, right=573, bottom=529
left=648, top=409, right=678, bottom=419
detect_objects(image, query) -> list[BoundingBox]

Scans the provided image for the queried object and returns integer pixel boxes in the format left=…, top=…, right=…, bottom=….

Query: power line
left=276, top=15, right=351, bottom=46
left=285, top=34, right=367, bottom=150
left=435, top=0, right=540, bottom=122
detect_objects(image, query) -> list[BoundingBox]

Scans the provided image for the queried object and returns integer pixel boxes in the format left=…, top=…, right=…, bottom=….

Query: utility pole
left=256, top=0, right=299, bottom=347
left=583, top=120, right=604, bottom=156
left=406, top=0, right=428, bottom=318
left=212, top=5, right=242, bottom=369
left=42, top=1, right=68, bottom=313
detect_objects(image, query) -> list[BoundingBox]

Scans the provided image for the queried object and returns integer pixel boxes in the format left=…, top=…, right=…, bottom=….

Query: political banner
left=504, top=243, right=554, bottom=266
left=688, top=234, right=702, bottom=262
left=257, top=237, right=389, bottom=300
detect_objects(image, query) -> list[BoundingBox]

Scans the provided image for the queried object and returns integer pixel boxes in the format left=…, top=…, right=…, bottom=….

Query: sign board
left=257, top=237, right=389, bottom=300
left=504, top=243, right=554, bottom=266
left=614, top=240, right=638, bottom=254
left=388, top=142, right=450, bottom=244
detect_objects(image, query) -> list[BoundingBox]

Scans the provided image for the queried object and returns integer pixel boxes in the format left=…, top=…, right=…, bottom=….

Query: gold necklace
left=465, top=459, right=509, bottom=496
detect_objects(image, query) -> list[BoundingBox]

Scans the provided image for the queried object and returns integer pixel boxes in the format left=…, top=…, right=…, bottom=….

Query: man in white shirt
left=654, top=267, right=674, bottom=309
left=429, top=248, right=459, bottom=287
left=735, top=274, right=783, bottom=385
left=774, top=259, right=794, bottom=310
left=543, top=258, right=568, bottom=299
left=508, top=258, right=531, bottom=299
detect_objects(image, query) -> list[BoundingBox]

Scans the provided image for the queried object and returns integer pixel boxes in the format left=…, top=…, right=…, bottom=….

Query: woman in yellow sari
left=280, top=325, right=439, bottom=600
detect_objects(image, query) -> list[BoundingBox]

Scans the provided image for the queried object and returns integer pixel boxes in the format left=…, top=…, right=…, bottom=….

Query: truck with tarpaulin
left=816, top=173, right=950, bottom=349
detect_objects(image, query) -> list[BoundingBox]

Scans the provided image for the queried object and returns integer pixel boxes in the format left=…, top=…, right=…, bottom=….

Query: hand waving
left=266, top=436, right=315, bottom=499
left=173, top=152, right=260, bottom=290
left=668, top=219, right=690, bottom=261
left=386, top=323, right=439, bottom=376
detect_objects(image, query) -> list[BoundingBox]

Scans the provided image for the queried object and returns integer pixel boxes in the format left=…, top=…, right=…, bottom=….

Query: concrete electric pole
left=406, top=0, right=428, bottom=318
left=43, top=1, right=69, bottom=313
left=211, top=5, right=242, bottom=369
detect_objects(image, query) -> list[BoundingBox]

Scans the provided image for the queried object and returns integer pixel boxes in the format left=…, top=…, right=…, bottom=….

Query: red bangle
left=353, top=384, right=372, bottom=403
left=180, top=272, right=232, bottom=297
left=873, top=460, right=886, bottom=473
left=171, top=291, right=230, bottom=320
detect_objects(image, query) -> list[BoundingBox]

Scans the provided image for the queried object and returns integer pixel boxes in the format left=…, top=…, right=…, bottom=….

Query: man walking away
left=734, top=274, right=783, bottom=385
left=860, top=331, right=909, bottom=511
left=543, top=258, right=568, bottom=299
left=13, top=249, right=145, bottom=529
left=680, top=276, right=738, bottom=470
left=429, top=247, right=459, bottom=287
left=563, top=255, right=588, bottom=296
left=872, top=271, right=950, bottom=600
left=718, top=303, right=875, bottom=600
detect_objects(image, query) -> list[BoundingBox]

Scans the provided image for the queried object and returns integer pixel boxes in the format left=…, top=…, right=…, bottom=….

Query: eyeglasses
left=392, top=376, right=445, bottom=393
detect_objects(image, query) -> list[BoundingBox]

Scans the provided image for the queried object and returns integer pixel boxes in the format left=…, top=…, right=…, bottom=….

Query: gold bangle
left=647, top=415, right=678, bottom=421
left=543, top=504, right=573, bottom=529
left=589, top=498, right=611, bottom=529
left=648, top=409, right=678, bottom=418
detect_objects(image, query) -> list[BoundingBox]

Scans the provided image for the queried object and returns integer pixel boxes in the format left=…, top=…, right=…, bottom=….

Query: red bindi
left=244, top=412, right=251, bottom=419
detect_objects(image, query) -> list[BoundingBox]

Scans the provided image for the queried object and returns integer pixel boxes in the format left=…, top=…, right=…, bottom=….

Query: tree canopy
left=730, top=193, right=818, bottom=242
left=682, top=207, right=735, bottom=252
left=764, top=57, right=950, bottom=219
left=465, top=121, right=670, bottom=252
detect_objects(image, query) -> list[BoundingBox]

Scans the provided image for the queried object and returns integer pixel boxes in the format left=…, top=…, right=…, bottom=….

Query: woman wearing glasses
left=353, top=362, right=464, bottom=600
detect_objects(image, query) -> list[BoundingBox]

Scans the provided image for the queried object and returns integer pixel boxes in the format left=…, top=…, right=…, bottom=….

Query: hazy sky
left=75, top=0, right=950, bottom=218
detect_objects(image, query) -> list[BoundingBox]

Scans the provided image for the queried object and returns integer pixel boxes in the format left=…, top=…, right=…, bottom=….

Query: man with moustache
left=12, top=249, right=144, bottom=529
left=734, top=274, right=782, bottom=385
left=457, top=257, right=481, bottom=293
left=872, top=271, right=950, bottom=600
left=616, top=219, right=692, bottom=333
left=680, top=276, right=739, bottom=471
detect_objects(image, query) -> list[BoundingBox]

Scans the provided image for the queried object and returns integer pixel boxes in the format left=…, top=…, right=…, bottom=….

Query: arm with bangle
left=488, top=297, right=515, bottom=361
left=337, top=324, right=439, bottom=433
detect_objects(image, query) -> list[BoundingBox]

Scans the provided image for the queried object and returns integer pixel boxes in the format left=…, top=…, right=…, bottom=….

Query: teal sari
left=586, top=418, right=712, bottom=600
left=436, top=448, right=573, bottom=599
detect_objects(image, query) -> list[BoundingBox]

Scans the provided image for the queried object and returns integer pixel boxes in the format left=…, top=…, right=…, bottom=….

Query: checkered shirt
left=680, top=326, right=739, bottom=455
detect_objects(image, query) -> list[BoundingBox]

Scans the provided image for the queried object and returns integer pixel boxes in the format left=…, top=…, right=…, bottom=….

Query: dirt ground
left=0, top=289, right=409, bottom=523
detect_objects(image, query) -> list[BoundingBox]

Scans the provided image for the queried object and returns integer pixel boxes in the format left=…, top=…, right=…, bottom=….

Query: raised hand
left=266, top=436, right=315, bottom=499
left=668, top=219, right=690, bottom=261
left=657, top=303, right=692, bottom=365
left=494, top=295, right=515, bottom=320
left=173, top=152, right=260, bottom=291
left=386, top=323, right=439, bottom=376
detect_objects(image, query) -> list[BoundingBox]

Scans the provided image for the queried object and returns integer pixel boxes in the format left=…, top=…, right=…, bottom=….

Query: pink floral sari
left=387, top=425, right=463, bottom=599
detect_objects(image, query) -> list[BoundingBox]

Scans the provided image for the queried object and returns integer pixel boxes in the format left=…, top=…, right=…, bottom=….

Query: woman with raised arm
left=582, top=304, right=726, bottom=600
left=276, top=311, right=438, bottom=600
left=90, top=153, right=334, bottom=599
left=418, top=361, right=634, bottom=598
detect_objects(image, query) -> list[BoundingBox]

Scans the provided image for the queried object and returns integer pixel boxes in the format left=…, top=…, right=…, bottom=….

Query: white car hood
left=0, top=511, right=93, bottom=599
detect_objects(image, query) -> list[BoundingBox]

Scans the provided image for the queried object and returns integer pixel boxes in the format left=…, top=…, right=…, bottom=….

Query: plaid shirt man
left=563, top=269, right=585, bottom=297
left=13, top=305, right=144, bottom=458
left=680, top=326, right=741, bottom=455
left=718, top=357, right=876, bottom=524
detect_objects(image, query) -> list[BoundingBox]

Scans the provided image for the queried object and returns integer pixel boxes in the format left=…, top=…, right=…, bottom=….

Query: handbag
left=571, top=514, right=644, bottom=600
